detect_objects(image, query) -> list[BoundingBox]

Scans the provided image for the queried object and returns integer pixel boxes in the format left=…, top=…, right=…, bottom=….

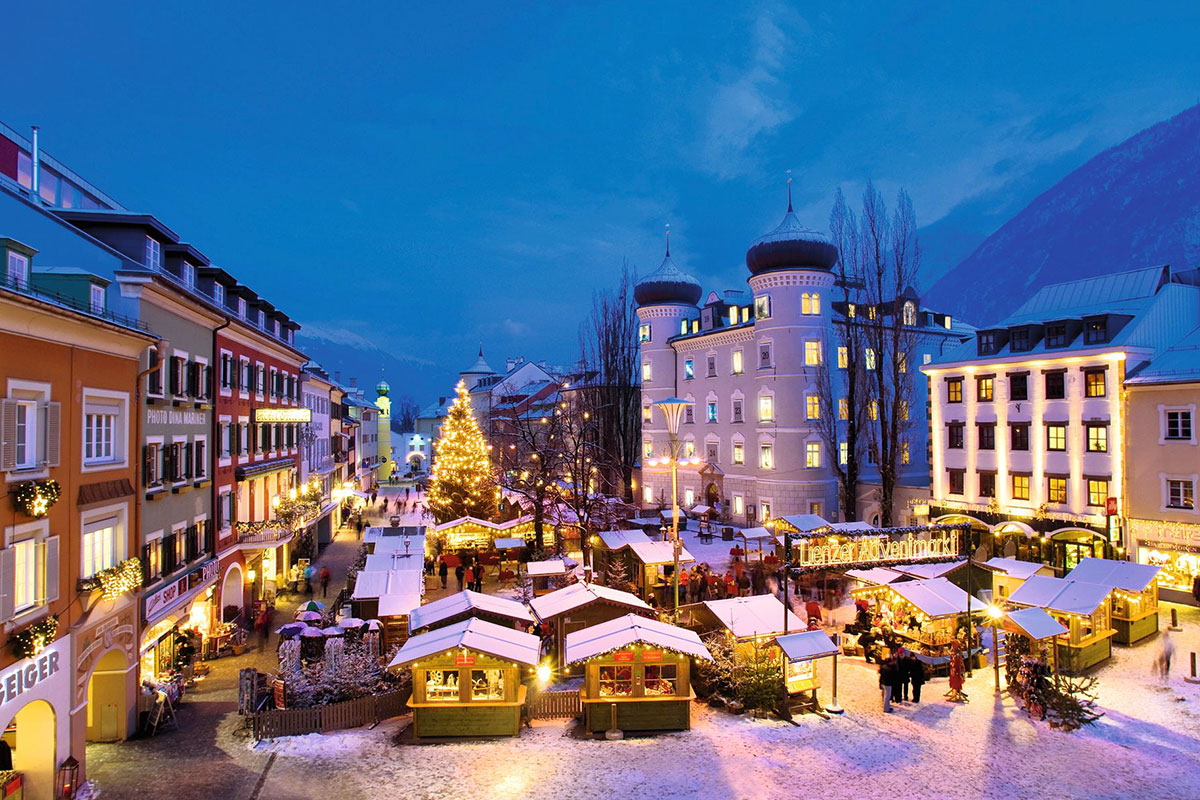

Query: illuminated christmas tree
left=427, top=380, right=497, bottom=523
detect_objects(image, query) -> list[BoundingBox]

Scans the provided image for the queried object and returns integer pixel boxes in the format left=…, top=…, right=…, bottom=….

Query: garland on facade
left=79, top=557, right=143, bottom=600
left=12, top=479, right=61, bottom=519
left=785, top=554, right=963, bottom=576
left=12, top=616, right=58, bottom=658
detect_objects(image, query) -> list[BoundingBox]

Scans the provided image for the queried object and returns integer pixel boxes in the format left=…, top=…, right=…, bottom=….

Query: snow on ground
left=248, top=603, right=1200, bottom=800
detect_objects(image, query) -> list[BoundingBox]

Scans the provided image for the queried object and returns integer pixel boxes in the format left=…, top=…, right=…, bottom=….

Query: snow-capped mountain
left=925, top=104, right=1200, bottom=326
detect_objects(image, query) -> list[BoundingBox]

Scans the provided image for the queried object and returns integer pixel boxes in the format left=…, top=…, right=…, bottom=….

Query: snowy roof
left=888, top=578, right=986, bottom=619
left=369, top=535, right=427, bottom=555
left=1126, top=326, right=1200, bottom=385
left=364, top=553, right=426, bottom=572
left=700, top=595, right=804, bottom=639
left=846, top=567, right=906, bottom=585
left=891, top=559, right=967, bottom=580
left=379, top=592, right=422, bottom=617
left=738, top=526, right=776, bottom=542
left=1004, top=607, right=1068, bottom=641
left=1007, top=575, right=1112, bottom=616
left=563, top=613, right=712, bottom=664
left=774, top=514, right=832, bottom=535
left=389, top=617, right=541, bottom=667
left=829, top=521, right=875, bottom=533
left=408, top=590, right=533, bottom=631
left=1065, top=557, right=1161, bottom=592
left=528, top=582, right=653, bottom=621
left=352, top=569, right=423, bottom=601
left=1000, top=265, right=1167, bottom=325
left=776, top=630, right=840, bottom=662
left=433, top=515, right=534, bottom=533
left=628, top=540, right=696, bottom=566
left=626, top=517, right=665, bottom=527
left=985, top=557, right=1050, bottom=581
left=526, top=558, right=569, bottom=578
left=493, top=537, right=526, bottom=550
left=690, top=504, right=713, bottom=515
left=461, top=347, right=495, bottom=375
left=597, top=529, right=651, bottom=550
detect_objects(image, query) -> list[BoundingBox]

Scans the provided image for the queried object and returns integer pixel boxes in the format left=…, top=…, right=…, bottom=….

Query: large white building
left=636, top=197, right=970, bottom=526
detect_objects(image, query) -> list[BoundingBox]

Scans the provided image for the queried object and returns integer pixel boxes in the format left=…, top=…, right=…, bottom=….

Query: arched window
left=801, top=292, right=821, bottom=315
left=903, top=302, right=916, bottom=326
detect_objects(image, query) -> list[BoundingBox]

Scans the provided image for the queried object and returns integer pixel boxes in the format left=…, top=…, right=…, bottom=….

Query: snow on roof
left=408, top=590, right=533, bottom=631
left=351, top=569, right=423, bottom=601
left=1000, top=265, right=1166, bottom=325
left=774, top=514, right=831, bottom=535
left=1065, top=557, right=1161, bottom=592
left=1004, top=607, right=1068, bottom=641
left=626, top=517, right=664, bottom=527
left=1126, top=326, right=1200, bottom=385
left=776, top=630, right=840, bottom=662
left=493, top=537, right=525, bottom=550
left=363, top=553, right=426, bottom=572
left=891, top=559, right=967, bottom=580
left=889, top=577, right=986, bottom=619
left=700, top=595, right=804, bottom=639
left=738, top=526, right=776, bottom=542
left=1007, top=575, right=1112, bottom=616
left=433, top=515, right=533, bottom=533
left=378, top=592, right=422, bottom=617
left=389, top=617, right=541, bottom=667
left=597, top=529, right=651, bottom=550
left=528, top=582, right=652, bottom=621
left=369, top=535, right=427, bottom=555
left=846, top=567, right=906, bottom=585
left=526, top=559, right=569, bottom=577
left=985, top=557, right=1049, bottom=581
left=829, top=521, right=875, bottom=533
left=563, top=613, right=712, bottom=664
left=628, top=540, right=696, bottom=565
left=690, top=504, right=713, bottom=515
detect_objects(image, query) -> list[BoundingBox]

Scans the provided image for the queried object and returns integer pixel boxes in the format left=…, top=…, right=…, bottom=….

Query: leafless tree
left=493, top=391, right=568, bottom=552
left=391, top=395, right=420, bottom=433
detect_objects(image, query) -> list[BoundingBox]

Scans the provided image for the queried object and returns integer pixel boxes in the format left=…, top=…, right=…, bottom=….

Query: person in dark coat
left=438, top=559, right=449, bottom=589
left=904, top=650, right=926, bottom=703
left=474, top=564, right=483, bottom=593
left=859, top=629, right=878, bottom=664
left=455, top=563, right=465, bottom=591
left=888, top=652, right=905, bottom=704
left=895, top=648, right=911, bottom=701
left=1193, top=574, right=1200, bottom=605
left=879, top=657, right=895, bottom=712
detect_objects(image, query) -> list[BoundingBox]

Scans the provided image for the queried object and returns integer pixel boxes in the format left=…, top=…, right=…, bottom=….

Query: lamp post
left=654, top=397, right=693, bottom=620
left=986, top=604, right=1004, bottom=692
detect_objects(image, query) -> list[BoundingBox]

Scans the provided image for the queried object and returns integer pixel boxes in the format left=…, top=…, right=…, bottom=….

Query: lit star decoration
left=13, top=479, right=61, bottom=519
left=427, top=381, right=498, bottom=524
left=12, top=616, right=58, bottom=659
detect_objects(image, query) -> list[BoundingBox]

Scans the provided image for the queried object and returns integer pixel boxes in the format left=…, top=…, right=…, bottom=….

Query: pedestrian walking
left=406, top=486, right=411, bottom=501
left=319, top=565, right=331, bottom=597
left=1155, top=630, right=1176, bottom=679
left=455, top=563, right=465, bottom=591
left=464, top=564, right=475, bottom=593
left=473, top=564, right=483, bottom=593
left=880, top=656, right=895, bottom=712
left=895, top=648, right=910, bottom=702
left=439, top=558, right=448, bottom=589
left=304, top=564, right=315, bottom=596
left=356, top=519, right=365, bottom=539
left=904, top=650, right=925, bottom=703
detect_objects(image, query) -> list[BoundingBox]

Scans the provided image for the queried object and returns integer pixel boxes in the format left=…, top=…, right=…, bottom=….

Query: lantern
left=56, top=756, right=80, bottom=800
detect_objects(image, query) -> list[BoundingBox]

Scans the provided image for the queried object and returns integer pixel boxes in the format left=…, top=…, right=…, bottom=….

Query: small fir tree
left=427, top=381, right=497, bottom=523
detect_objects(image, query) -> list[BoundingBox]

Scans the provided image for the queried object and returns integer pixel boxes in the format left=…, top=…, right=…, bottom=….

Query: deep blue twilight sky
left=4, top=3, right=1199, bottom=395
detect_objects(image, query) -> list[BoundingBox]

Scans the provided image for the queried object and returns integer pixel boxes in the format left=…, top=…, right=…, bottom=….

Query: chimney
left=30, top=126, right=40, bottom=202
left=334, top=370, right=341, bottom=383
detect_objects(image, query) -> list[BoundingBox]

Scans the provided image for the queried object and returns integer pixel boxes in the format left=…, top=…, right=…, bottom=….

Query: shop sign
left=454, top=653, right=475, bottom=666
left=144, top=559, right=219, bottom=623
left=792, top=530, right=960, bottom=570
left=613, top=651, right=635, bottom=663
left=1139, top=539, right=1200, bottom=555
left=1106, top=497, right=1118, bottom=516
left=254, top=408, right=312, bottom=423
left=1127, top=518, right=1200, bottom=549
left=0, top=636, right=67, bottom=711
left=642, top=650, right=663, bottom=662
left=146, top=408, right=207, bottom=426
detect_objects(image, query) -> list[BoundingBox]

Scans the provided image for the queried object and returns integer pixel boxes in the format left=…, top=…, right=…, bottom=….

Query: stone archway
left=221, top=563, right=245, bottom=623
left=85, top=649, right=131, bottom=742
left=9, top=699, right=56, bottom=800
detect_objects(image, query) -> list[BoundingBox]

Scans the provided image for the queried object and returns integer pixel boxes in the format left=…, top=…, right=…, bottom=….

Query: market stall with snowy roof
left=852, top=577, right=987, bottom=665
left=592, top=529, right=651, bottom=583
left=389, top=617, right=541, bottom=739
left=526, top=557, right=570, bottom=596
left=679, top=594, right=804, bottom=646
left=363, top=552, right=426, bottom=573
left=998, top=606, right=1071, bottom=675
left=736, top=526, right=776, bottom=561
left=984, top=557, right=1055, bottom=601
left=627, top=540, right=697, bottom=606
left=1065, top=557, right=1162, bottom=644
left=529, top=582, right=655, bottom=670
left=364, top=525, right=427, bottom=556
left=350, top=568, right=425, bottom=647
left=776, top=630, right=843, bottom=714
left=1006, top=575, right=1115, bottom=673
left=433, top=515, right=537, bottom=551
left=564, top=614, right=712, bottom=734
left=408, top=590, right=534, bottom=633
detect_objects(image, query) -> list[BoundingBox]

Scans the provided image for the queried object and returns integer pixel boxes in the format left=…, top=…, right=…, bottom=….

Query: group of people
left=676, top=562, right=750, bottom=603
left=877, top=648, right=928, bottom=712
left=433, top=554, right=485, bottom=593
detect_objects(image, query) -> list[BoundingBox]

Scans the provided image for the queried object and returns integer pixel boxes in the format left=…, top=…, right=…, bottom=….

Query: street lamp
left=986, top=604, right=1005, bottom=692
left=653, top=397, right=693, bottom=620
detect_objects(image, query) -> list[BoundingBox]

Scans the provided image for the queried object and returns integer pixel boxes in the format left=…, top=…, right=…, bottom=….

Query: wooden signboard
left=614, top=651, right=634, bottom=662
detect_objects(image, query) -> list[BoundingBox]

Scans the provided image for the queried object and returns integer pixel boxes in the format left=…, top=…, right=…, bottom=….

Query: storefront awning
left=235, top=456, right=297, bottom=481
left=1004, top=607, right=1068, bottom=641
left=776, top=630, right=839, bottom=662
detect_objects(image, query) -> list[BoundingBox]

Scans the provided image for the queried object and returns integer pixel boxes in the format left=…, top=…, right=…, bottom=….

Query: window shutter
left=142, top=445, right=154, bottom=484
left=140, top=544, right=151, bottom=585
left=168, top=357, right=179, bottom=395
left=186, top=363, right=197, bottom=397
left=195, top=440, right=204, bottom=477
left=44, top=402, right=61, bottom=467
left=43, top=536, right=60, bottom=603
left=204, top=365, right=213, bottom=399
left=164, top=444, right=175, bottom=482
left=0, top=399, right=17, bottom=471
left=0, top=547, right=13, bottom=621
left=184, top=443, right=194, bottom=479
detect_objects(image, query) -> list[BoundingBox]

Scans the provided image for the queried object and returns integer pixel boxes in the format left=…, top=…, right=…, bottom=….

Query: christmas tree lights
left=427, top=381, right=498, bottom=523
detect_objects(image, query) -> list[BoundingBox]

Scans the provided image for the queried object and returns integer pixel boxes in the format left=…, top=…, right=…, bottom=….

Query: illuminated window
left=733, top=495, right=744, bottom=515
left=868, top=305, right=877, bottom=320
left=837, top=346, right=848, bottom=369
left=1047, top=424, right=1066, bottom=452
left=865, top=349, right=876, bottom=370
left=902, top=302, right=916, bottom=326
left=805, top=341, right=821, bottom=366
left=642, top=485, right=654, bottom=503
left=1168, top=479, right=1195, bottom=510
left=897, top=352, right=907, bottom=373
left=868, top=400, right=878, bottom=421
left=947, top=378, right=963, bottom=403
left=684, top=359, right=694, bottom=380
left=470, top=669, right=504, bottom=701
left=805, top=442, right=821, bottom=468
left=1084, top=370, right=1106, bottom=398
left=806, top=395, right=819, bottom=420
left=684, top=440, right=696, bottom=458
left=900, top=441, right=910, bottom=465
left=1086, top=425, right=1108, bottom=453
left=755, top=296, right=771, bottom=319
left=707, top=402, right=718, bottom=423
left=801, top=292, right=821, bottom=315
left=759, top=443, right=774, bottom=469
left=1087, top=479, right=1108, bottom=507
left=638, top=323, right=651, bottom=343
left=847, top=303, right=856, bottom=318
left=839, top=441, right=848, bottom=465
left=14, top=537, right=42, bottom=613
left=644, top=664, right=679, bottom=696
left=838, top=398, right=849, bottom=420
left=731, top=350, right=744, bottom=374
left=899, top=400, right=909, bottom=421
left=1048, top=477, right=1067, bottom=504
left=732, top=442, right=744, bottom=464
left=599, top=664, right=633, bottom=697
left=680, top=320, right=688, bottom=336
left=643, top=440, right=653, bottom=460
left=728, top=307, right=738, bottom=326
left=977, top=376, right=993, bottom=402
left=642, top=362, right=652, bottom=382
left=425, top=670, right=460, bottom=701
left=758, top=395, right=774, bottom=422
left=684, top=488, right=695, bottom=506
left=82, top=518, right=119, bottom=578
left=643, top=405, right=652, bottom=422
left=760, top=501, right=772, bottom=521
left=1012, top=474, right=1030, bottom=501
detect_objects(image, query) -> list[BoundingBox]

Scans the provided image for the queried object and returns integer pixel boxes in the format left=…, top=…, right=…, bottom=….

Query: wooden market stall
left=364, top=526, right=427, bottom=556
left=408, top=590, right=534, bottom=634
left=776, top=630, right=842, bottom=715
left=737, top=527, right=777, bottom=561
left=627, top=540, right=696, bottom=606
left=351, top=568, right=424, bottom=648
left=680, top=594, right=805, bottom=645
left=564, top=613, right=713, bottom=735
left=1006, top=575, right=1115, bottom=673
left=984, top=557, right=1055, bottom=602
left=851, top=577, right=987, bottom=667
left=527, top=558, right=569, bottom=596
left=529, top=582, right=655, bottom=670
left=433, top=515, right=537, bottom=551
left=1000, top=606, right=1069, bottom=674
left=1065, top=557, right=1162, bottom=645
left=390, top=618, right=540, bottom=739
left=592, top=529, right=651, bottom=581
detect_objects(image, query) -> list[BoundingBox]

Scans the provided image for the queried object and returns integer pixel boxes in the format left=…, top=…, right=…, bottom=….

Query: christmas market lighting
left=427, top=380, right=498, bottom=523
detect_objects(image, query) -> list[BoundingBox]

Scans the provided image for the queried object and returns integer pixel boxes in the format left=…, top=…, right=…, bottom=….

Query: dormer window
left=902, top=301, right=916, bottom=326
left=1010, top=328, right=1030, bottom=352
left=1084, top=317, right=1108, bottom=345
left=182, top=261, right=196, bottom=288
left=213, top=282, right=225, bottom=307
left=6, top=250, right=29, bottom=288
left=258, top=310, right=266, bottom=328
left=978, top=332, right=999, bottom=356
left=89, top=284, right=105, bottom=312
left=145, top=237, right=162, bottom=271
left=274, top=319, right=281, bottom=336
left=1045, top=323, right=1068, bottom=348
left=238, top=297, right=248, bottom=319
